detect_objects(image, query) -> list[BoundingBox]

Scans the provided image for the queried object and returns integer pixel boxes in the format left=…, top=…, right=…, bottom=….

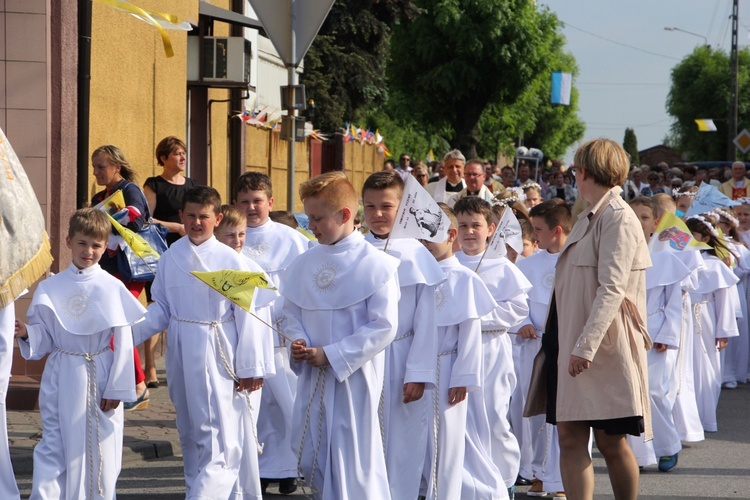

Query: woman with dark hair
left=141, top=137, right=197, bottom=387
left=526, top=138, right=652, bottom=500
left=91, top=145, right=150, bottom=410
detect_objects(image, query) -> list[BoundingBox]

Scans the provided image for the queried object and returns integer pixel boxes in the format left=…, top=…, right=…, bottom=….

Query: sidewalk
left=8, top=355, right=181, bottom=475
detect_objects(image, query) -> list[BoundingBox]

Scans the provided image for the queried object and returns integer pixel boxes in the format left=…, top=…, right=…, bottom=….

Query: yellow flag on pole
left=106, top=213, right=160, bottom=259
left=191, top=270, right=276, bottom=313
left=93, top=189, right=126, bottom=212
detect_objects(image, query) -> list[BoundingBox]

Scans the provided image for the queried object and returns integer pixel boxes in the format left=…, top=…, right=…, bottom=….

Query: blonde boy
left=233, top=173, right=310, bottom=493
left=453, top=196, right=531, bottom=493
left=362, top=171, right=444, bottom=499
left=420, top=203, right=505, bottom=500
left=133, top=187, right=274, bottom=498
left=281, top=172, right=400, bottom=498
left=15, top=208, right=145, bottom=498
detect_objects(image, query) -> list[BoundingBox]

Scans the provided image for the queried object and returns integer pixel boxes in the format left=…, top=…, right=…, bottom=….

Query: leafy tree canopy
left=667, top=46, right=750, bottom=161
left=623, top=128, right=639, bottom=165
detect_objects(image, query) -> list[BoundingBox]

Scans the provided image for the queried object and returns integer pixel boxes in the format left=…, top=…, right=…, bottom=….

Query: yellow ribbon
left=94, top=0, right=177, bottom=58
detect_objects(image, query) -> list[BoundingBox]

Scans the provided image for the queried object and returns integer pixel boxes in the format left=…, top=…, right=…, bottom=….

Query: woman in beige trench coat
left=525, top=139, right=652, bottom=500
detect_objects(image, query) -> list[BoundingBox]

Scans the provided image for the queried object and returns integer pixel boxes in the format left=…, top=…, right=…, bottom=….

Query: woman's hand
left=716, top=338, right=729, bottom=351
left=568, top=355, right=591, bottom=377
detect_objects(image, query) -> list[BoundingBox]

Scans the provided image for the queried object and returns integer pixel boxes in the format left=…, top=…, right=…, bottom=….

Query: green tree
left=666, top=45, right=750, bottom=160
left=623, top=128, right=639, bottom=165
left=301, top=0, right=417, bottom=132
left=388, top=0, right=568, bottom=158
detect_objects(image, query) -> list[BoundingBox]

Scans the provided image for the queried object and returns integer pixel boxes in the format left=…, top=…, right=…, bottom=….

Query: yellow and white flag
left=694, top=119, right=717, bottom=132
left=92, top=189, right=126, bottom=212
left=191, top=270, right=276, bottom=313
left=106, top=213, right=160, bottom=259
left=649, top=210, right=710, bottom=253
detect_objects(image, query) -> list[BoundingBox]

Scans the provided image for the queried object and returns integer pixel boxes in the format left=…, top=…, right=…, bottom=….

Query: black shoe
left=279, top=477, right=297, bottom=495
left=260, top=478, right=270, bottom=494
left=515, top=475, right=533, bottom=486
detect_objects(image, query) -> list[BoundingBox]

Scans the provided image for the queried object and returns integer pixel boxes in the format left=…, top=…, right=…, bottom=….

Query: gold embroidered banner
left=0, top=127, right=53, bottom=307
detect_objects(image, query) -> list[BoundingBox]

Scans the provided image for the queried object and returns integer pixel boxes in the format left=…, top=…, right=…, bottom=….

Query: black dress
left=143, top=176, right=198, bottom=246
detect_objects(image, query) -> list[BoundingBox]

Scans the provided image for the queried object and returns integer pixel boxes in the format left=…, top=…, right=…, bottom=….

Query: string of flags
left=344, top=123, right=391, bottom=157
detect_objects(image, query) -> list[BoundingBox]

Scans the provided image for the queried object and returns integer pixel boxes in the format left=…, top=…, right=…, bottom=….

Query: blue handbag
left=116, top=218, right=169, bottom=281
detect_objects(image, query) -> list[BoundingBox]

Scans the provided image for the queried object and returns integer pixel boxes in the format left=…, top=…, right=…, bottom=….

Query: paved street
left=8, top=357, right=750, bottom=498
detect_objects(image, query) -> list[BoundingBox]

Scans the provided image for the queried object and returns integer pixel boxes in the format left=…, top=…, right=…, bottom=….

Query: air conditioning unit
left=188, top=36, right=251, bottom=83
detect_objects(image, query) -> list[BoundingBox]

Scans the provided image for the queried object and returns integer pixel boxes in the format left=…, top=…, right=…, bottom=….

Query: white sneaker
left=723, top=381, right=738, bottom=389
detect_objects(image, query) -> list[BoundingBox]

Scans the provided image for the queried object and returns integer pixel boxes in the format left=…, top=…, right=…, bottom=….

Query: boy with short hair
left=361, top=170, right=444, bottom=499
left=453, top=196, right=531, bottom=494
left=215, top=204, right=281, bottom=498
left=133, top=186, right=274, bottom=498
left=513, top=199, right=572, bottom=496
left=234, top=172, right=311, bottom=493
left=421, top=203, right=505, bottom=500
left=15, top=208, right=146, bottom=498
left=281, top=172, right=400, bottom=498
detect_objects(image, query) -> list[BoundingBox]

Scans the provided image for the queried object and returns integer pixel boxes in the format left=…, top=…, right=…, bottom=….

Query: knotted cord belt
left=429, top=348, right=458, bottom=500
left=55, top=345, right=110, bottom=498
left=171, top=316, right=264, bottom=455
left=297, top=366, right=327, bottom=498
left=378, top=330, right=415, bottom=458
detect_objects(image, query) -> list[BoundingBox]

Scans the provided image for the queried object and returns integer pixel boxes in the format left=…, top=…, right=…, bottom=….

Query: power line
left=561, top=21, right=681, bottom=61
left=577, top=81, right=668, bottom=87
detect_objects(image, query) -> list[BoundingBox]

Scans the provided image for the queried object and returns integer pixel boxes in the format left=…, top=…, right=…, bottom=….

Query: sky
left=540, top=0, right=743, bottom=163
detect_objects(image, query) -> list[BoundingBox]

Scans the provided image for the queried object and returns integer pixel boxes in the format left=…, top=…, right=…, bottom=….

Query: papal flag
left=485, top=207, right=523, bottom=259
left=191, top=270, right=276, bottom=313
left=694, top=119, right=717, bottom=132
left=390, top=174, right=449, bottom=242
left=106, top=213, right=160, bottom=261
left=0, top=127, right=54, bottom=307
left=685, top=182, right=740, bottom=217
left=648, top=210, right=710, bottom=253
left=92, top=189, right=126, bottom=212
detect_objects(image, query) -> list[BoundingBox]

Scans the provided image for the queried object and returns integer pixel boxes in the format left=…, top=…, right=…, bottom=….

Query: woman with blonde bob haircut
left=525, top=138, right=652, bottom=500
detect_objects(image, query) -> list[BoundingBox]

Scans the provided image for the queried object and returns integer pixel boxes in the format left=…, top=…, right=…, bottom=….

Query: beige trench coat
left=525, top=186, right=654, bottom=439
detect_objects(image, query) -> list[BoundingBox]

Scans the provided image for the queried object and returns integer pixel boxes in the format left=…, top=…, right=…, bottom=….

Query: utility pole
left=728, top=0, right=739, bottom=161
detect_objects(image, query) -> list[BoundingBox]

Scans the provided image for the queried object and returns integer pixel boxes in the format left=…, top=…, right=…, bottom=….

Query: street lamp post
left=664, top=26, right=709, bottom=46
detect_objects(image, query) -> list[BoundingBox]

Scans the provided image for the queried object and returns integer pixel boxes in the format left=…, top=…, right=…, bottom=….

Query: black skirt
left=542, top=294, right=644, bottom=437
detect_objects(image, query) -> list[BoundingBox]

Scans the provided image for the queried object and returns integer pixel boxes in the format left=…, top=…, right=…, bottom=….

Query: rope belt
left=393, top=330, right=415, bottom=342
left=677, top=291, right=688, bottom=395
left=648, top=306, right=665, bottom=317
left=481, top=328, right=508, bottom=335
left=430, top=347, right=458, bottom=500
left=171, top=316, right=264, bottom=455
left=692, top=302, right=709, bottom=355
left=55, top=345, right=110, bottom=498
left=297, top=367, right=327, bottom=498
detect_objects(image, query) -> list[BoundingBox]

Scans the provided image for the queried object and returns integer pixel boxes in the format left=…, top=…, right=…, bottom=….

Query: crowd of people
left=2, top=137, right=749, bottom=500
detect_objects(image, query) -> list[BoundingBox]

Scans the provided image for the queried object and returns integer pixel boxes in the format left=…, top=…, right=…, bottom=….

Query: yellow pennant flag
left=694, top=119, right=717, bottom=132
left=649, top=210, right=710, bottom=253
left=93, top=189, right=126, bottom=212
left=716, top=227, right=732, bottom=264
left=95, top=0, right=178, bottom=57
left=106, top=213, right=160, bottom=259
left=191, top=270, right=276, bottom=313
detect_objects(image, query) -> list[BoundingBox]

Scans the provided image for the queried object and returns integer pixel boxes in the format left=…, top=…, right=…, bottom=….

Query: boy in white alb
left=628, top=197, right=691, bottom=472
left=133, top=187, right=275, bottom=499
left=361, top=171, right=444, bottom=500
left=282, top=172, right=400, bottom=499
left=0, top=302, right=20, bottom=499
left=421, top=203, right=508, bottom=500
left=15, top=208, right=145, bottom=499
left=215, top=204, right=281, bottom=499
left=453, top=197, right=531, bottom=494
left=514, top=200, right=571, bottom=496
left=233, top=172, right=311, bottom=494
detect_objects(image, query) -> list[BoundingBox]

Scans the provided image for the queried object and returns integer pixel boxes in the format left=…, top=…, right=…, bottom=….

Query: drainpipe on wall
left=77, top=0, right=93, bottom=208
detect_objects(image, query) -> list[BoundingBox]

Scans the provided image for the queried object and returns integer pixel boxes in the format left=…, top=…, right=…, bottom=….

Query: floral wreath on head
left=714, top=208, right=739, bottom=228
left=672, top=188, right=696, bottom=199
left=734, top=197, right=750, bottom=206
left=520, top=182, right=542, bottom=192
left=506, top=187, right=527, bottom=201
left=686, top=214, right=719, bottom=238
